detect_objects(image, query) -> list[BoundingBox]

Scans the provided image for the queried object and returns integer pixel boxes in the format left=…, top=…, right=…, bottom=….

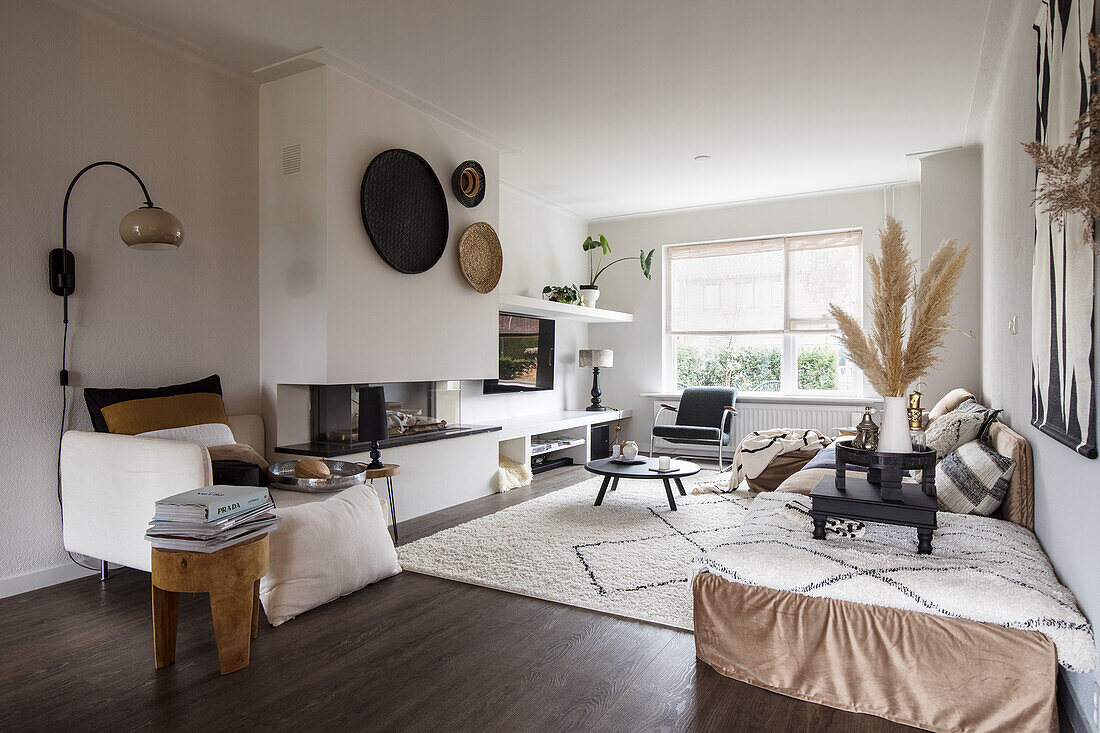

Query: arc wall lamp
left=48, top=160, right=184, bottom=321
left=48, top=160, right=184, bottom=388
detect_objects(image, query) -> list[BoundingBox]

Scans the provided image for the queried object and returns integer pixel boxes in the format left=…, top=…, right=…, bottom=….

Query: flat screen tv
left=483, top=313, right=555, bottom=393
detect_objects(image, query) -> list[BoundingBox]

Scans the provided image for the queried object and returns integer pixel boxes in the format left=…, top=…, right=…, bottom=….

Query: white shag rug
left=397, top=475, right=754, bottom=629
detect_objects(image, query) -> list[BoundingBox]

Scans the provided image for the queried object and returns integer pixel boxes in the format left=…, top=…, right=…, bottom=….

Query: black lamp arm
left=62, top=161, right=154, bottom=254
left=52, top=161, right=156, bottom=321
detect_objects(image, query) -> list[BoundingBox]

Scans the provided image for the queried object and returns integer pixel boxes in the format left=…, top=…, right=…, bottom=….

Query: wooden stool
left=362, top=464, right=401, bottom=543
left=151, top=534, right=269, bottom=675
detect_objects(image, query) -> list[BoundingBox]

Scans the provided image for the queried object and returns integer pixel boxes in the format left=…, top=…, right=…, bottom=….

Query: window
left=665, top=230, right=862, bottom=395
left=702, top=283, right=721, bottom=310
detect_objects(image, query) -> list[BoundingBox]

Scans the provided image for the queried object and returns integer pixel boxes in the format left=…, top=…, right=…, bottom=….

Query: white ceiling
left=73, top=0, right=996, bottom=219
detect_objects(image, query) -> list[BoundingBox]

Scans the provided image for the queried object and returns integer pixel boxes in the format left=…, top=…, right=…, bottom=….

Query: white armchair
left=61, top=415, right=265, bottom=573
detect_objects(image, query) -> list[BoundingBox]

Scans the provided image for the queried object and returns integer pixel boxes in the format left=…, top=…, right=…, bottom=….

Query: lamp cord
left=57, top=319, right=97, bottom=573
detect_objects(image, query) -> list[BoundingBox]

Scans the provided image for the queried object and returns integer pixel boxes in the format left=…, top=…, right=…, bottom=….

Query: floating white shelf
left=498, top=294, right=633, bottom=323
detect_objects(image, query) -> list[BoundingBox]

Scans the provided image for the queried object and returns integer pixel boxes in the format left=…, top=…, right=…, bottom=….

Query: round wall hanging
left=457, top=222, right=503, bottom=294
left=451, top=160, right=486, bottom=208
left=360, top=149, right=449, bottom=274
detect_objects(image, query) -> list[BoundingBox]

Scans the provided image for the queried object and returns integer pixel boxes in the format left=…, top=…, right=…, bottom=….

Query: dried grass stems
left=1022, top=33, right=1100, bottom=254
left=828, top=216, right=970, bottom=397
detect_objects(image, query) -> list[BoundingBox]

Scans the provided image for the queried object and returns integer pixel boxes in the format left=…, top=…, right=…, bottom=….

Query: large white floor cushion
left=260, top=485, right=401, bottom=626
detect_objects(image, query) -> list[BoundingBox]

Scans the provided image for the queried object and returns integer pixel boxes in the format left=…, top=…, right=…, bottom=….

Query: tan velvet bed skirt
left=693, top=571, right=1058, bottom=732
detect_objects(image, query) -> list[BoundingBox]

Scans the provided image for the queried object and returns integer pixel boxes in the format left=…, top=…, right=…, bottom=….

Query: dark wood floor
left=0, top=465, right=1053, bottom=731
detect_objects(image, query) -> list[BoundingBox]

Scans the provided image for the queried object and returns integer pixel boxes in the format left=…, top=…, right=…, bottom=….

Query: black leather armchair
left=650, top=387, right=738, bottom=471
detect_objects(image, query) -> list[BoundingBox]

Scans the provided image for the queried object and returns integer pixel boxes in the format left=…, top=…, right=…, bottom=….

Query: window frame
left=662, top=229, right=864, bottom=397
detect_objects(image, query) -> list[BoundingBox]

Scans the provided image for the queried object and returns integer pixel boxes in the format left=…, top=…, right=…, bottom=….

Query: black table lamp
left=579, top=349, right=613, bottom=411
left=358, top=385, right=388, bottom=469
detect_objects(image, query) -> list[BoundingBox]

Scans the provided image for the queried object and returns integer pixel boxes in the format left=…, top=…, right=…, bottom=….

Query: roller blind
left=667, top=230, right=861, bottom=334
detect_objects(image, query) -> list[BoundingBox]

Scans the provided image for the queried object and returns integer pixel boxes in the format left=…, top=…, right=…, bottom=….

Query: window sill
left=640, top=391, right=882, bottom=407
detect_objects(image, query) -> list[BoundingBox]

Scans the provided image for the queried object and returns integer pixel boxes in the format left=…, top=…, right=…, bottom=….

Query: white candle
left=659, top=455, right=671, bottom=471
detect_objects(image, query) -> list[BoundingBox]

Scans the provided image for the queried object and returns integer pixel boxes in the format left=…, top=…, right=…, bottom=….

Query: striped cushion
left=936, top=440, right=1015, bottom=516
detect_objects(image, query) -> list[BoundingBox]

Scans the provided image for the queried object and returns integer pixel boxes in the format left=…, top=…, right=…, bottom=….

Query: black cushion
left=652, top=424, right=730, bottom=445
left=676, top=387, right=737, bottom=434
left=212, top=459, right=265, bottom=487
left=83, top=374, right=223, bottom=433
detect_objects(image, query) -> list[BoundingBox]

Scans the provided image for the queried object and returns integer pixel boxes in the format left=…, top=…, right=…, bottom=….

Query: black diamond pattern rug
left=397, top=475, right=754, bottom=630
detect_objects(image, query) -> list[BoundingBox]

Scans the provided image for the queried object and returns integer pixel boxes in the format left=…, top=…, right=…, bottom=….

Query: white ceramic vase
left=578, top=285, right=600, bottom=307
left=621, top=441, right=639, bottom=461
left=878, top=396, right=912, bottom=453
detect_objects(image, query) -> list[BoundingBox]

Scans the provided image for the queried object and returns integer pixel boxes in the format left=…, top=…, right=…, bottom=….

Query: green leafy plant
left=675, top=342, right=840, bottom=391
left=583, top=234, right=655, bottom=286
left=542, top=284, right=580, bottom=304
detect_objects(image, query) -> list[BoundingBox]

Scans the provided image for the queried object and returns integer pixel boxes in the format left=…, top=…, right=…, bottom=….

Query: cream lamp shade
left=579, top=349, right=613, bottom=368
left=119, top=204, right=184, bottom=250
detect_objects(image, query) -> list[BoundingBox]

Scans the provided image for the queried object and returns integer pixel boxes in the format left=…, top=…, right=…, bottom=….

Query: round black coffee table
left=585, top=457, right=700, bottom=511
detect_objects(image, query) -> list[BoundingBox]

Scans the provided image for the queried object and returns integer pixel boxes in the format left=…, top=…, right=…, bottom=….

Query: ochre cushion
left=99, top=392, right=229, bottom=435
left=84, top=374, right=227, bottom=433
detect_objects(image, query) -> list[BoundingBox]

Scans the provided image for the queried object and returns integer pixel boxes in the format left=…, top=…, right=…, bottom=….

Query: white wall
left=460, top=184, right=592, bottom=423
left=587, top=184, right=951, bottom=444
left=918, top=148, right=983, bottom=401
left=323, top=67, right=499, bottom=384
left=0, top=0, right=259, bottom=591
left=259, top=66, right=499, bottom=393
left=259, top=69, right=595, bottom=453
left=979, top=0, right=1100, bottom=723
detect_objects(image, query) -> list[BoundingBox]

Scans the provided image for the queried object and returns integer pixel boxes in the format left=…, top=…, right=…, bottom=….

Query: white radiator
left=650, top=399, right=865, bottom=457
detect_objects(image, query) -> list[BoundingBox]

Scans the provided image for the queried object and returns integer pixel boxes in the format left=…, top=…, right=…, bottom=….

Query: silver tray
left=266, top=460, right=368, bottom=493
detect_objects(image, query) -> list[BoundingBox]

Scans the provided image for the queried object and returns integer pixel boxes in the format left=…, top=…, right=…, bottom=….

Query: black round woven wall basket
left=360, top=149, right=449, bottom=274
left=451, top=160, right=486, bottom=207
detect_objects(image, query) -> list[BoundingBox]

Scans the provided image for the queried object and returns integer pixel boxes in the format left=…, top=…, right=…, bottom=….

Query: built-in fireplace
left=273, top=381, right=496, bottom=458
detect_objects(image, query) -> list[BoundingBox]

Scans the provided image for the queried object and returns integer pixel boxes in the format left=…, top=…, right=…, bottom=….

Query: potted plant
left=580, top=234, right=655, bottom=307
left=542, top=284, right=580, bottom=304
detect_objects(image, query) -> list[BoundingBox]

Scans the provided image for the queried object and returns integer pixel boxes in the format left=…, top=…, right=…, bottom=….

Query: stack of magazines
left=145, top=485, right=280, bottom=553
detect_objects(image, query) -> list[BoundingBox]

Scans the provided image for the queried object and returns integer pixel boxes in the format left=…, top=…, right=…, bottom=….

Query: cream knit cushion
left=260, top=485, right=401, bottom=626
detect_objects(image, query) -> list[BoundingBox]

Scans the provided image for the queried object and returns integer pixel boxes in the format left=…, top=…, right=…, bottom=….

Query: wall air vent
left=281, top=143, right=302, bottom=176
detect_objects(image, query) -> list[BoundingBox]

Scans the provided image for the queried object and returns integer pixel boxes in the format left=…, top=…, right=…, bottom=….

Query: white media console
left=496, top=409, right=632, bottom=473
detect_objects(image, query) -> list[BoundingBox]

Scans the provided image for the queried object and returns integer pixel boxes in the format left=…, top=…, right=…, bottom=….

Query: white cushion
left=924, top=399, right=996, bottom=459
left=137, top=422, right=236, bottom=448
left=260, top=485, right=401, bottom=626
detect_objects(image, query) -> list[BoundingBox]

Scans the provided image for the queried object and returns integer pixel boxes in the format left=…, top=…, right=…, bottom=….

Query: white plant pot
left=578, top=286, right=600, bottom=307
left=878, top=396, right=912, bottom=453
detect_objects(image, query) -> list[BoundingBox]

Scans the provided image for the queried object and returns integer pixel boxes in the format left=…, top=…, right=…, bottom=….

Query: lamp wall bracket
left=49, top=248, right=75, bottom=297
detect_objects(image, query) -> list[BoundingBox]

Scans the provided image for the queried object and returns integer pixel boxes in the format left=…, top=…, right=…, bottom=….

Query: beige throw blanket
left=207, top=443, right=269, bottom=469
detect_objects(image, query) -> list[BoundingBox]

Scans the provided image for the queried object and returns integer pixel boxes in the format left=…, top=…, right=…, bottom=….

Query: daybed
left=693, top=392, right=1093, bottom=733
